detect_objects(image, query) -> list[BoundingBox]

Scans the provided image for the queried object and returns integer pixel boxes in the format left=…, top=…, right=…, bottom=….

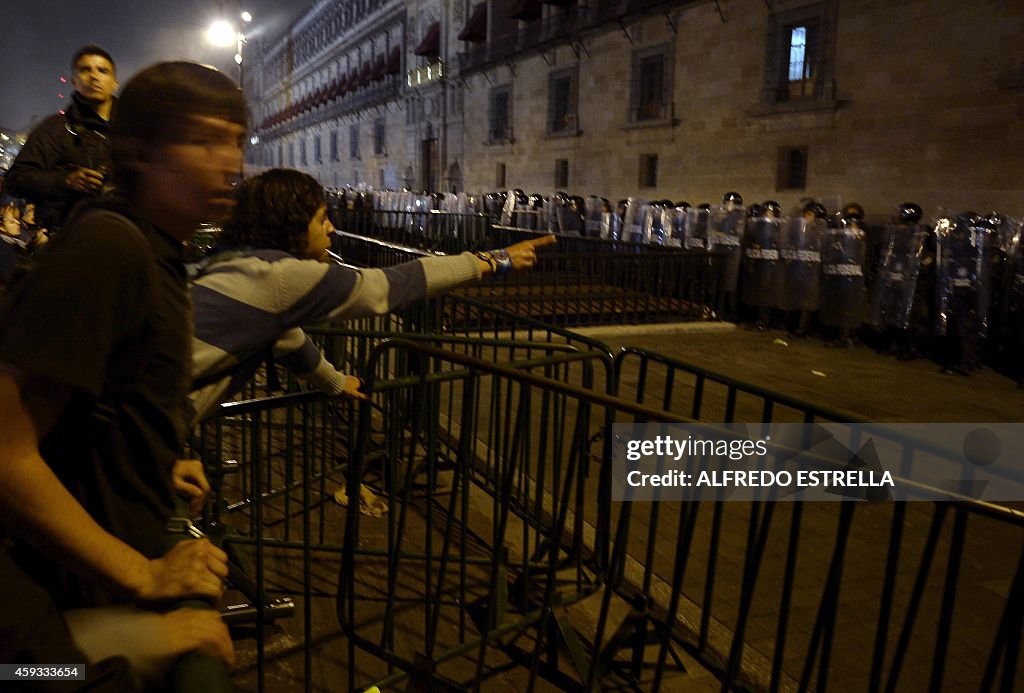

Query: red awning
left=386, top=46, right=402, bottom=75
left=413, top=21, right=440, bottom=56
left=372, top=54, right=386, bottom=80
left=348, top=69, right=360, bottom=89
left=458, top=2, right=487, bottom=42
left=509, top=0, right=542, bottom=21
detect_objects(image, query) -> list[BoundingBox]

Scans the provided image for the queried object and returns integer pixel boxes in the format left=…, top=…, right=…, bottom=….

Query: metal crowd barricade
left=187, top=235, right=1022, bottom=690
left=333, top=208, right=494, bottom=254
left=330, top=231, right=726, bottom=327
left=590, top=444, right=1024, bottom=692
left=191, top=390, right=356, bottom=692
left=191, top=331, right=1024, bottom=691
left=192, top=334, right=633, bottom=690
left=458, top=250, right=723, bottom=326
left=337, top=338, right=678, bottom=691
left=613, top=346, right=867, bottom=425
left=600, top=346, right=1024, bottom=691
left=334, top=339, right=1024, bottom=691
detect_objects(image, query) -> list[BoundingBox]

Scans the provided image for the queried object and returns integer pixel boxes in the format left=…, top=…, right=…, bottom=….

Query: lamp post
left=206, top=11, right=251, bottom=84
left=207, top=11, right=253, bottom=170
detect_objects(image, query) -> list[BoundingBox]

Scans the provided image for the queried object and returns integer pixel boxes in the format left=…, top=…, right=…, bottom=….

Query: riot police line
left=327, top=187, right=1024, bottom=386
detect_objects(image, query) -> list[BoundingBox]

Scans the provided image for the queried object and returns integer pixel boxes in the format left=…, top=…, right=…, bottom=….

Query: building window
left=777, top=146, right=808, bottom=191
left=554, top=159, right=569, bottom=188
left=349, top=124, right=360, bottom=159
left=764, top=2, right=835, bottom=107
left=374, top=117, right=386, bottom=156
left=630, top=44, right=672, bottom=123
left=547, top=67, right=577, bottom=135
left=488, top=85, right=512, bottom=143
left=330, top=131, right=339, bottom=161
left=495, top=162, right=506, bottom=189
left=288, top=141, right=295, bottom=167
left=314, top=135, right=322, bottom=164
left=300, top=138, right=308, bottom=166
left=639, top=154, right=658, bottom=189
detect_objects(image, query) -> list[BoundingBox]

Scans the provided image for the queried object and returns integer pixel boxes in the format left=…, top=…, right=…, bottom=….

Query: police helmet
left=802, top=201, right=827, bottom=219
left=843, top=202, right=865, bottom=221
left=897, top=202, right=922, bottom=225
left=762, top=200, right=782, bottom=218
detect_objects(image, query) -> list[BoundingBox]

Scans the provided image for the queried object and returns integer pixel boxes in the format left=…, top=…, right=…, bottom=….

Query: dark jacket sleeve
left=5, top=117, right=72, bottom=203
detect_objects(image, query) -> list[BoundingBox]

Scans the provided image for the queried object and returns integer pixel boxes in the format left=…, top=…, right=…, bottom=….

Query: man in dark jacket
left=0, top=61, right=241, bottom=688
left=5, top=44, right=117, bottom=231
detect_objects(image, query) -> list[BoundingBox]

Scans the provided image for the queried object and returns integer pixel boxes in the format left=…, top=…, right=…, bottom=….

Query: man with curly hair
left=189, top=169, right=553, bottom=514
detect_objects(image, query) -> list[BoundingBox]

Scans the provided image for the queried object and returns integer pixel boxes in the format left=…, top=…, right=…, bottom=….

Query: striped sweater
left=189, top=249, right=481, bottom=421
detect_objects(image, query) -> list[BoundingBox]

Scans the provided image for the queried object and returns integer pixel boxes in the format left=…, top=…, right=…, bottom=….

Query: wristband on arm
left=474, top=248, right=514, bottom=277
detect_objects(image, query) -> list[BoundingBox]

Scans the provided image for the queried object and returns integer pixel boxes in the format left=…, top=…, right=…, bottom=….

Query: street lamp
left=206, top=11, right=251, bottom=83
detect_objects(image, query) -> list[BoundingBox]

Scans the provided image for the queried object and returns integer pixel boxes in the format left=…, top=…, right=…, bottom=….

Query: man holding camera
left=6, top=44, right=117, bottom=232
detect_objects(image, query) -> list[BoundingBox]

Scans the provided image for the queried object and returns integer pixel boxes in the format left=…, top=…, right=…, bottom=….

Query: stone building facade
left=248, top=0, right=1023, bottom=220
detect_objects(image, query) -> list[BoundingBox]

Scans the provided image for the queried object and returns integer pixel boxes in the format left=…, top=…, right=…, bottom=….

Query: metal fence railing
left=613, top=346, right=868, bottom=425
left=330, top=230, right=725, bottom=327
left=181, top=237, right=1024, bottom=690
left=193, top=334, right=1024, bottom=692
left=331, top=208, right=718, bottom=258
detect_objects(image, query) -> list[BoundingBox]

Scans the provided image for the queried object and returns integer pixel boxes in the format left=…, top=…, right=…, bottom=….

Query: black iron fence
left=196, top=336, right=1024, bottom=691
left=330, top=228, right=725, bottom=327
left=183, top=232, right=1023, bottom=690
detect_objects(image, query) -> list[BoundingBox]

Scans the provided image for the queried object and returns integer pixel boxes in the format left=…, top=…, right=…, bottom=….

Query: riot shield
left=584, top=197, right=604, bottom=238
left=871, top=224, right=928, bottom=329
left=621, top=197, right=648, bottom=243
left=779, top=217, right=825, bottom=312
left=681, top=207, right=710, bottom=251
left=1000, top=222, right=1024, bottom=324
left=500, top=189, right=517, bottom=226
left=934, top=215, right=990, bottom=338
left=600, top=212, right=621, bottom=241
left=997, top=221, right=1024, bottom=379
left=546, top=195, right=562, bottom=234
left=557, top=200, right=583, bottom=235
left=710, top=205, right=746, bottom=294
left=820, top=223, right=868, bottom=328
left=485, top=193, right=504, bottom=221
left=741, top=217, right=783, bottom=308
left=663, top=207, right=682, bottom=248
left=640, top=203, right=666, bottom=245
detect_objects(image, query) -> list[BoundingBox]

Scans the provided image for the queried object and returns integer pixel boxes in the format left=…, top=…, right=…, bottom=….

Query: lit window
left=788, top=26, right=807, bottom=81
left=763, top=2, right=835, bottom=108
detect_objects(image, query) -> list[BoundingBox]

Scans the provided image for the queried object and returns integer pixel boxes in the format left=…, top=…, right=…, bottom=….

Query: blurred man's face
left=72, top=54, right=118, bottom=107
left=142, top=115, right=245, bottom=238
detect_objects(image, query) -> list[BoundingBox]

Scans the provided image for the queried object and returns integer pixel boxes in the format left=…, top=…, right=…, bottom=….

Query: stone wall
left=251, top=0, right=1024, bottom=221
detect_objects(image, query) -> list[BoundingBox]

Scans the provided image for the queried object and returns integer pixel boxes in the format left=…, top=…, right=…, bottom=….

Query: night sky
left=1, top=0, right=311, bottom=132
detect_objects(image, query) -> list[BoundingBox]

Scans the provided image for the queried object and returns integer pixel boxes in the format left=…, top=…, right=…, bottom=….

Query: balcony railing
left=457, top=0, right=700, bottom=74
left=406, top=60, right=446, bottom=88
